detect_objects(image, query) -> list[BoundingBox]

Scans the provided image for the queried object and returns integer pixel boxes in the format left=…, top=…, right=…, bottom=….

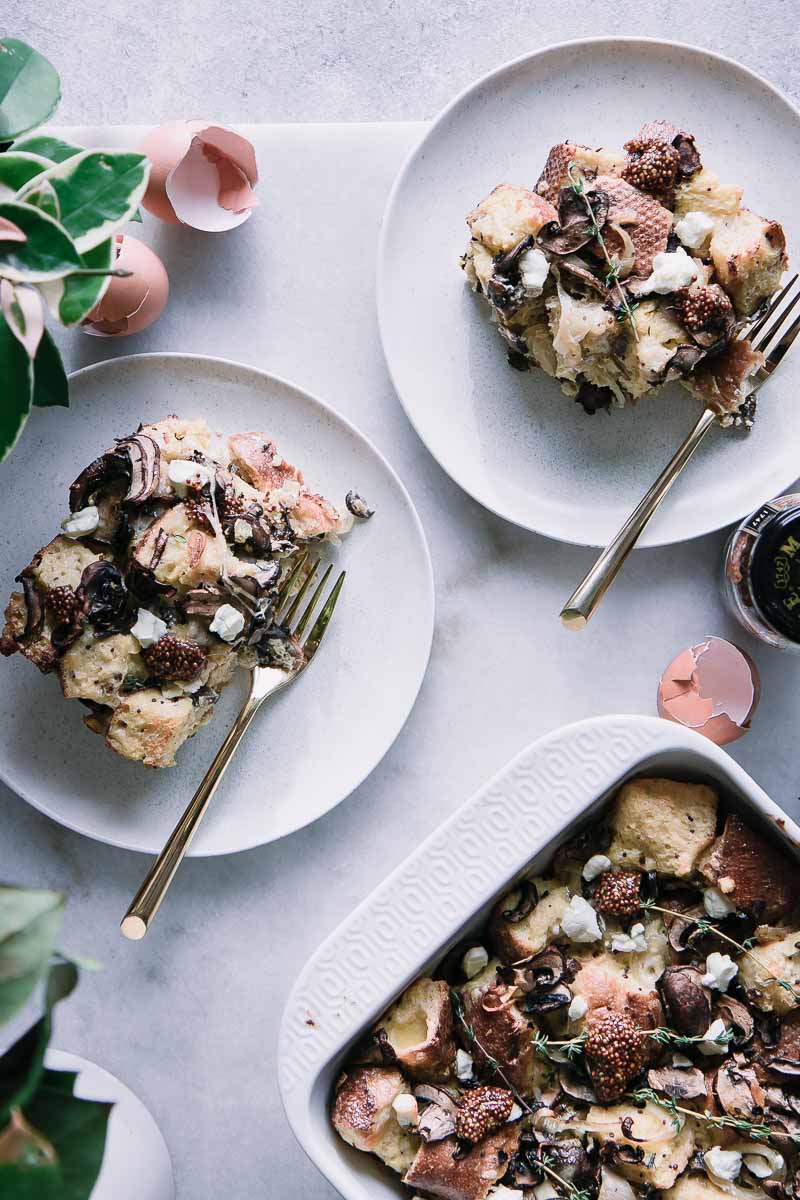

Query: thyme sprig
left=628, top=1087, right=800, bottom=1148
left=531, top=1025, right=731, bottom=1061
left=566, top=161, right=639, bottom=341
left=641, top=901, right=800, bottom=1003
left=449, top=988, right=533, bottom=1114
left=531, top=1030, right=588, bottom=1061
left=648, top=1026, right=733, bottom=1050
left=538, top=1154, right=593, bottom=1200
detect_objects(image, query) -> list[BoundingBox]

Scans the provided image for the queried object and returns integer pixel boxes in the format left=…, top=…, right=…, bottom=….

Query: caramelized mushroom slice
left=657, top=965, right=711, bottom=1036
left=647, top=1066, right=706, bottom=1100
left=714, top=1060, right=760, bottom=1117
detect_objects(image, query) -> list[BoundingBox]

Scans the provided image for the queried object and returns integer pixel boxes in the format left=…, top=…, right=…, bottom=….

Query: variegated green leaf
left=0, top=311, right=34, bottom=459
left=18, top=177, right=59, bottom=221
left=10, top=134, right=81, bottom=164
left=32, top=329, right=68, bottom=408
left=0, top=152, right=52, bottom=201
left=0, top=40, right=60, bottom=140
left=0, top=201, right=82, bottom=282
left=17, top=149, right=149, bottom=253
left=0, top=886, right=63, bottom=1026
left=40, top=237, right=114, bottom=326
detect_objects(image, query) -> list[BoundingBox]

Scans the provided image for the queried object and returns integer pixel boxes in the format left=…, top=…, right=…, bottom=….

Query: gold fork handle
left=121, top=689, right=262, bottom=940
left=559, top=405, right=718, bottom=630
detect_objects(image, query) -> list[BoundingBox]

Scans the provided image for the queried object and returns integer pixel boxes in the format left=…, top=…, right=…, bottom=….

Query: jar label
left=744, top=502, right=782, bottom=534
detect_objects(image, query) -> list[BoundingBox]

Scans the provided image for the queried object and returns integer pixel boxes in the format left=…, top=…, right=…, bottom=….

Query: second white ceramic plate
left=378, top=38, right=800, bottom=547
left=0, top=354, right=433, bottom=855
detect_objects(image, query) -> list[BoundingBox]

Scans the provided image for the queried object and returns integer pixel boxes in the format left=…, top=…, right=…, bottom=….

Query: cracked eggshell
left=657, top=636, right=760, bottom=746
left=82, top=234, right=169, bottom=337
left=139, top=119, right=259, bottom=231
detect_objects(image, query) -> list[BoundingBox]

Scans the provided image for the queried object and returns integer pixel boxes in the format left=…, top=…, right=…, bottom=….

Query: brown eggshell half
left=139, top=119, right=208, bottom=223
left=82, top=234, right=169, bottom=337
left=657, top=636, right=760, bottom=747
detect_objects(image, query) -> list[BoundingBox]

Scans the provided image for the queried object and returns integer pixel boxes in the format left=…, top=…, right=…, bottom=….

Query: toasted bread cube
left=571, top=945, right=665, bottom=1033
left=699, top=813, right=795, bottom=922
left=403, top=1126, right=520, bottom=1200
left=105, top=689, right=213, bottom=768
left=674, top=168, right=743, bottom=219
left=331, top=1066, right=418, bottom=1174
left=536, top=142, right=625, bottom=205
left=466, top=184, right=558, bottom=254
left=132, top=503, right=227, bottom=590
left=488, top=877, right=570, bottom=963
left=0, top=591, right=59, bottom=673
left=31, top=536, right=109, bottom=592
left=710, top=208, right=787, bottom=316
left=607, top=778, right=717, bottom=878
left=140, top=416, right=216, bottom=462
left=738, top=927, right=800, bottom=1013
left=580, top=1102, right=694, bottom=1189
left=376, top=978, right=455, bottom=1082
left=457, top=958, right=546, bottom=1093
left=59, top=631, right=144, bottom=706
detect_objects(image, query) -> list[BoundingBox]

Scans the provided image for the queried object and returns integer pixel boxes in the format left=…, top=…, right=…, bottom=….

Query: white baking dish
left=278, top=714, right=800, bottom=1200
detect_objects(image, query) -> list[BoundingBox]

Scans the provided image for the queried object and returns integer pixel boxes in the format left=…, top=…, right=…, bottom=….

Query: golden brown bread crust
left=487, top=878, right=569, bottom=963
left=608, top=777, right=718, bottom=877
left=536, top=142, right=625, bottom=205
left=593, top=174, right=672, bottom=277
left=104, top=689, right=214, bottom=768
left=700, top=813, right=796, bottom=922
left=331, top=1066, right=418, bottom=1173
left=402, top=1125, right=520, bottom=1200
left=376, top=978, right=456, bottom=1082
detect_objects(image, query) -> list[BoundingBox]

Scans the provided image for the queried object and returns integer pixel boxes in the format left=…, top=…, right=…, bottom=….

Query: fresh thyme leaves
left=531, top=1030, right=588, bottom=1061
left=566, top=161, right=639, bottom=341
left=449, top=988, right=533, bottom=1114
left=647, top=1027, right=733, bottom=1050
left=628, top=1087, right=800, bottom=1148
left=641, top=902, right=800, bottom=1003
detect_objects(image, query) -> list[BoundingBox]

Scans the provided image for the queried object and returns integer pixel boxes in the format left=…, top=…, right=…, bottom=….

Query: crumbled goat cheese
left=518, top=247, right=550, bottom=293
left=703, top=887, right=736, bottom=918
left=462, top=945, right=489, bottom=979
left=671, top=1052, right=693, bottom=1068
left=561, top=895, right=603, bottom=943
left=268, top=480, right=302, bottom=509
left=130, top=608, right=168, bottom=649
left=60, top=505, right=100, bottom=538
left=209, top=603, right=245, bottom=643
left=508, top=1103, right=523, bottom=1122
left=491, top=1188, right=530, bottom=1200
left=701, top=951, right=738, bottom=992
left=698, top=1018, right=730, bottom=1056
left=704, top=1148, right=743, bottom=1182
left=674, top=210, right=715, bottom=250
left=391, top=1094, right=418, bottom=1128
left=167, top=458, right=211, bottom=496
left=582, top=854, right=612, bottom=882
left=643, top=247, right=698, bottom=294
left=568, top=995, right=588, bottom=1021
left=610, top=923, right=648, bottom=954
left=455, top=1049, right=474, bottom=1081
left=233, top=518, right=251, bottom=544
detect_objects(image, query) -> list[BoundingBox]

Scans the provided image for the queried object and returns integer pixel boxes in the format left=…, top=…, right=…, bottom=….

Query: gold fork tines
left=121, top=558, right=346, bottom=939
left=559, top=275, right=800, bottom=630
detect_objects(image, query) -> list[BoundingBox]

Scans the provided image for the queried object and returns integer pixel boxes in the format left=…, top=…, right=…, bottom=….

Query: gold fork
left=121, top=553, right=345, bottom=939
left=560, top=274, right=800, bottom=629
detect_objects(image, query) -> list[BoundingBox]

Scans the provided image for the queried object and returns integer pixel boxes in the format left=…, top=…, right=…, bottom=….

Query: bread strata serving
left=331, top=776, right=800, bottom=1200
left=1, top=416, right=372, bottom=768
left=462, top=120, right=788, bottom=424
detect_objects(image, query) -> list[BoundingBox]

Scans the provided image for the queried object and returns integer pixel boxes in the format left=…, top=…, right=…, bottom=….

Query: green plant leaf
left=40, top=237, right=113, bottom=326
left=0, top=888, right=64, bottom=1027
left=0, top=40, right=60, bottom=141
left=0, top=959, right=78, bottom=1126
left=130, top=207, right=143, bottom=223
left=19, top=179, right=59, bottom=222
left=0, top=1162, right=61, bottom=1198
left=0, top=153, right=52, bottom=201
left=23, top=1071, right=112, bottom=1200
left=31, top=330, right=68, bottom=408
left=0, top=310, right=34, bottom=459
left=0, top=202, right=82, bottom=282
left=17, top=149, right=149, bottom=253
left=10, top=135, right=81, bottom=164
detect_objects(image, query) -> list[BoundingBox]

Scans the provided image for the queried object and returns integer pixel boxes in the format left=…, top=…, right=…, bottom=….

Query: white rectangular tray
left=278, top=714, right=800, bottom=1200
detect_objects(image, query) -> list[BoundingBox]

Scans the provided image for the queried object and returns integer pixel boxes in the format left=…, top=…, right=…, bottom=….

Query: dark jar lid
left=750, top=506, right=800, bottom=643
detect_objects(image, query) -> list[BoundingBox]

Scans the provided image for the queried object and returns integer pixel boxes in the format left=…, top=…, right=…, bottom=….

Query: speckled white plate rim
left=0, top=352, right=435, bottom=856
left=377, top=37, right=800, bottom=549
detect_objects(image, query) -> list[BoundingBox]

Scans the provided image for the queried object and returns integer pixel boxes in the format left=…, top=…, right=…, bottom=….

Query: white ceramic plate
left=278, top=714, right=800, bottom=1200
left=45, top=1050, right=174, bottom=1200
left=0, top=354, right=433, bottom=855
left=378, top=38, right=800, bottom=548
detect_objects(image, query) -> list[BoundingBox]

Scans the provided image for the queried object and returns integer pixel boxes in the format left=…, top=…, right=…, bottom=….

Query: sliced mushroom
left=493, top=234, right=535, bottom=277
left=76, top=561, right=128, bottom=634
left=69, top=433, right=160, bottom=512
left=559, top=1067, right=598, bottom=1104
left=537, top=186, right=611, bottom=256
left=522, top=983, right=572, bottom=1014
left=765, top=1056, right=800, bottom=1082
left=714, top=996, right=754, bottom=1046
left=503, top=946, right=565, bottom=993
left=657, top=965, right=712, bottom=1036
left=715, top=1061, right=759, bottom=1118
left=16, top=573, right=43, bottom=641
left=540, top=1138, right=595, bottom=1189
left=667, top=344, right=708, bottom=380
left=127, top=560, right=177, bottom=606
left=414, top=1084, right=459, bottom=1143
left=647, top=1065, right=706, bottom=1100
left=502, top=880, right=538, bottom=923
left=179, top=583, right=225, bottom=617
left=557, top=256, right=609, bottom=297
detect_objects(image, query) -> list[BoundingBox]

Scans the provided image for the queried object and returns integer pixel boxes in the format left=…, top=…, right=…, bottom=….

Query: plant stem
left=449, top=989, right=534, bottom=1114
left=628, top=1087, right=800, bottom=1147
left=642, top=903, right=800, bottom=1002
left=566, top=162, right=639, bottom=342
left=537, top=1156, right=591, bottom=1200
left=64, top=268, right=133, bottom=279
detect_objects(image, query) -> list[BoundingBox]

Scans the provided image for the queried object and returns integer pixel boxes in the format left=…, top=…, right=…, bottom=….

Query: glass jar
left=723, top=493, right=800, bottom=651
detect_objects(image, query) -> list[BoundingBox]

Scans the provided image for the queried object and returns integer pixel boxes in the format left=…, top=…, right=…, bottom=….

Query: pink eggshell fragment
left=139, top=120, right=259, bottom=230
left=82, top=234, right=169, bottom=337
left=657, top=636, right=760, bottom=747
